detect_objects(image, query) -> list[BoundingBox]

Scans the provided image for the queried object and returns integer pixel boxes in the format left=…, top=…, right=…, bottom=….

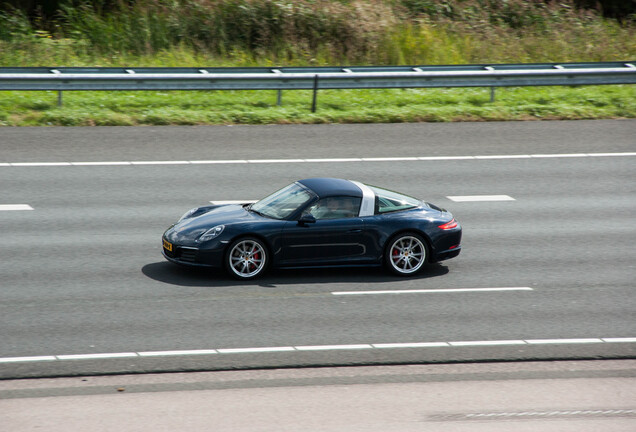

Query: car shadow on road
left=141, top=261, right=450, bottom=288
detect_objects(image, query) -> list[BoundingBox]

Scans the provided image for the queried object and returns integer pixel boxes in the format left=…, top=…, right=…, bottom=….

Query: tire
left=225, top=237, right=268, bottom=280
left=385, top=232, right=428, bottom=276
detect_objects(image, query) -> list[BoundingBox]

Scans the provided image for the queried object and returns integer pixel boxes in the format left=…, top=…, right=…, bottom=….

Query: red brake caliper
left=251, top=253, right=260, bottom=270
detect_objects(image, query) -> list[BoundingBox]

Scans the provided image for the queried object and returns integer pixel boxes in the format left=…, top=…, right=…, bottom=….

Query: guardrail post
left=490, top=87, right=496, bottom=102
left=57, top=90, right=63, bottom=107
left=277, top=90, right=282, bottom=106
left=311, top=74, right=319, bottom=113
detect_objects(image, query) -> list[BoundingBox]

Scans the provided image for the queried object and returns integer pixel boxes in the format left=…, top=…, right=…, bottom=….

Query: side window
left=371, top=186, right=420, bottom=214
left=307, top=196, right=361, bottom=220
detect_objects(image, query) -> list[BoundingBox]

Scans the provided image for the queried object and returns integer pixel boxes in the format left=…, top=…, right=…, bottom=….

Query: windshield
left=368, top=185, right=420, bottom=214
left=250, top=183, right=314, bottom=220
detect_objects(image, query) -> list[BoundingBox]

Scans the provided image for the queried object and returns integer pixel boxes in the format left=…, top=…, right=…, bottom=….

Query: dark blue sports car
left=162, top=178, right=461, bottom=279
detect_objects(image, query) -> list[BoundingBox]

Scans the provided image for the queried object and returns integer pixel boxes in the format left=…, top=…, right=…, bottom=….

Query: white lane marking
left=72, top=161, right=131, bottom=166
left=1, top=337, right=633, bottom=363
left=373, top=342, right=448, bottom=348
left=0, top=356, right=56, bottom=363
left=247, top=159, right=305, bottom=164
left=525, top=338, right=603, bottom=344
left=295, top=344, right=373, bottom=351
left=447, top=195, right=515, bottom=202
left=475, top=155, right=531, bottom=159
left=56, top=352, right=138, bottom=360
left=138, top=350, right=218, bottom=357
left=0, top=204, right=34, bottom=211
left=461, top=409, right=636, bottom=419
left=217, top=347, right=296, bottom=354
left=3, top=152, right=635, bottom=167
left=10, top=162, right=71, bottom=166
left=332, top=287, right=533, bottom=296
left=210, top=200, right=258, bottom=205
left=531, top=153, right=587, bottom=158
left=603, top=337, right=636, bottom=343
left=130, top=161, right=190, bottom=165
left=362, top=157, right=419, bottom=162
left=190, top=159, right=248, bottom=164
left=449, top=340, right=526, bottom=346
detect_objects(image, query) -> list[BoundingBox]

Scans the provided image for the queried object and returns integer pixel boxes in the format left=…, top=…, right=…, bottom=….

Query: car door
left=280, top=196, right=372, bottom=265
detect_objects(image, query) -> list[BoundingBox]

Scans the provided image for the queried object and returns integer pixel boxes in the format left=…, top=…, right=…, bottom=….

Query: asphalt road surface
left=0, top=120, right=635, bottom=379
left=2, top=361, right=635, bottom=431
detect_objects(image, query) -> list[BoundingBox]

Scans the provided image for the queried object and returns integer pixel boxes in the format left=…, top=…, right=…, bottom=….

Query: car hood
left=167, top=205, right=258, bottom=239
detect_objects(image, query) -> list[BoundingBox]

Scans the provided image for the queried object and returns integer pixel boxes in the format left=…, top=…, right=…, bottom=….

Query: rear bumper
left=432, top=246, right=461, bottom=262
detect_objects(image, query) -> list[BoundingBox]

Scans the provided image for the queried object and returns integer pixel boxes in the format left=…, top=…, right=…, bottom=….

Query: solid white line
left=475, top=155, right=531, bottom=159
left=0, top=356, right=56, bottom=363
left=449, top=340, right=526, bottom=347
left=130, top=161, right=190, bottom=165
left=0, top=204, right=34, bottom=211
left=372, top=342, right=449, bottom=348
left=525, top=338, right=603, bottom=344
left=589, top=152, right=636, bottom=157
left=530, top=153, right=587, bottom=158
left=3, top=152, right=635, bottom=167
left=447, top=195, right=515, bottom=202
left=71, top=161, right=131, bottom=166
left=294, top=344, right=373, bottom=351
left=247, top=159, right=305, bottom=164
left=218, top=347, right=296, bottom=354
left=137, top=350, right=218, bottom=357
left=603, top=337, right=636, bottom=343
left=362, top=157, right=419, bottom=162
left=332, top=287, right=533, bottom=296
left=1, top=337, right=633, bottom=363
left=56, top=353, right=138, bottom=360
left=190, top=159, right=248, bottom=164
left=11, top=162, right=71, bottom=167
left=418, top=156, right=475, bottom=160
left=304, top=158, right=362, bottom=163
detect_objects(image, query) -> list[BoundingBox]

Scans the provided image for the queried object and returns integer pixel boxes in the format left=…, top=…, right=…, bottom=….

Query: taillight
left=438, top=219, right=458, bottom=230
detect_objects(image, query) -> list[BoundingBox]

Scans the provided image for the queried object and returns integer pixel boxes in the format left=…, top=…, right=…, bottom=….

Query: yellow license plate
left=163, top=239, right=173, bottom=252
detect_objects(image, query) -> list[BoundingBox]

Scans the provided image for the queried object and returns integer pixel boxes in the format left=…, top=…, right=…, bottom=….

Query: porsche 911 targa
left=162, top=178, right=461, bottom=279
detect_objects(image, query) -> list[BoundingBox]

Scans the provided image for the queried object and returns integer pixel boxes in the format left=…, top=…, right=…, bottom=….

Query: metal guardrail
left=1, top=61, right=634, bottom=110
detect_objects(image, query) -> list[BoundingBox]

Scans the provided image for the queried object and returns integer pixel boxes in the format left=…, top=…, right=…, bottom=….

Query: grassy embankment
left=0, top=0, right=634, bottom=126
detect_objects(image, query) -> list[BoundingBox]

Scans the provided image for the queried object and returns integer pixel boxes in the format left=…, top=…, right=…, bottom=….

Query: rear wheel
left=226, top=237, right=268, bottom=280
left=385, top=233, right=427, bottom=276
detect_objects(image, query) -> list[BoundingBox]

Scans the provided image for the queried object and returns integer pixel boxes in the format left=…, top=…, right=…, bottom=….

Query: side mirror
left=298, top=213, right=316, bottom=226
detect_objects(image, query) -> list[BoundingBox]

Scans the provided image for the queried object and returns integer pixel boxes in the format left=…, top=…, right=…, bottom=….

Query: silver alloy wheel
left=388, top=235, right=426, bottom=275
left=228, top=238, right=267, bottom=279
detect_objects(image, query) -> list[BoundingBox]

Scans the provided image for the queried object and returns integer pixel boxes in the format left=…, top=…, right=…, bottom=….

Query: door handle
left=348, top=229, right=362, bottom=233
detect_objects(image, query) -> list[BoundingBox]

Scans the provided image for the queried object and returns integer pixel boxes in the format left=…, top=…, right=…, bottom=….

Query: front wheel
left=225, top=237, right=268, bottom=280
left=385, top=233, right=428, bottom=276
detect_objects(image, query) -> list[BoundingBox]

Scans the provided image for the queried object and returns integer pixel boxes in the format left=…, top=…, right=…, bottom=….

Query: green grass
left=1, top=85, right=633, bottom=126
left=1, top=1, right=634, bottom=126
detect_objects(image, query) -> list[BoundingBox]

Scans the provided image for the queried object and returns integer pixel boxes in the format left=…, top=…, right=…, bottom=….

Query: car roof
left=297, top=178, right=362, bottom=198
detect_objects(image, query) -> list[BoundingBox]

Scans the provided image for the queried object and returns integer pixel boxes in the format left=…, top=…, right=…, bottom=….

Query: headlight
left=197, top=225, right=225, bottom=242
left=179, top=208, right=198, bottom=221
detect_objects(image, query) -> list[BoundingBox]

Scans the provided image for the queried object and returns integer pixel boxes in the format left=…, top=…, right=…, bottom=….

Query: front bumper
left=162, top=237, right=225, bottom=268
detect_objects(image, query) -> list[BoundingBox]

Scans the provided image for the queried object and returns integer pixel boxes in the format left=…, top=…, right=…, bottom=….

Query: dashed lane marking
left=332, top=287, right=533, bottom=296
left=0, top=204, right=33, bottom=211
left=0, top=337, right=633, bottom=364
left=2, top=152, right=635, bottom=167
left=447, top=195, right=515, bottom=202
